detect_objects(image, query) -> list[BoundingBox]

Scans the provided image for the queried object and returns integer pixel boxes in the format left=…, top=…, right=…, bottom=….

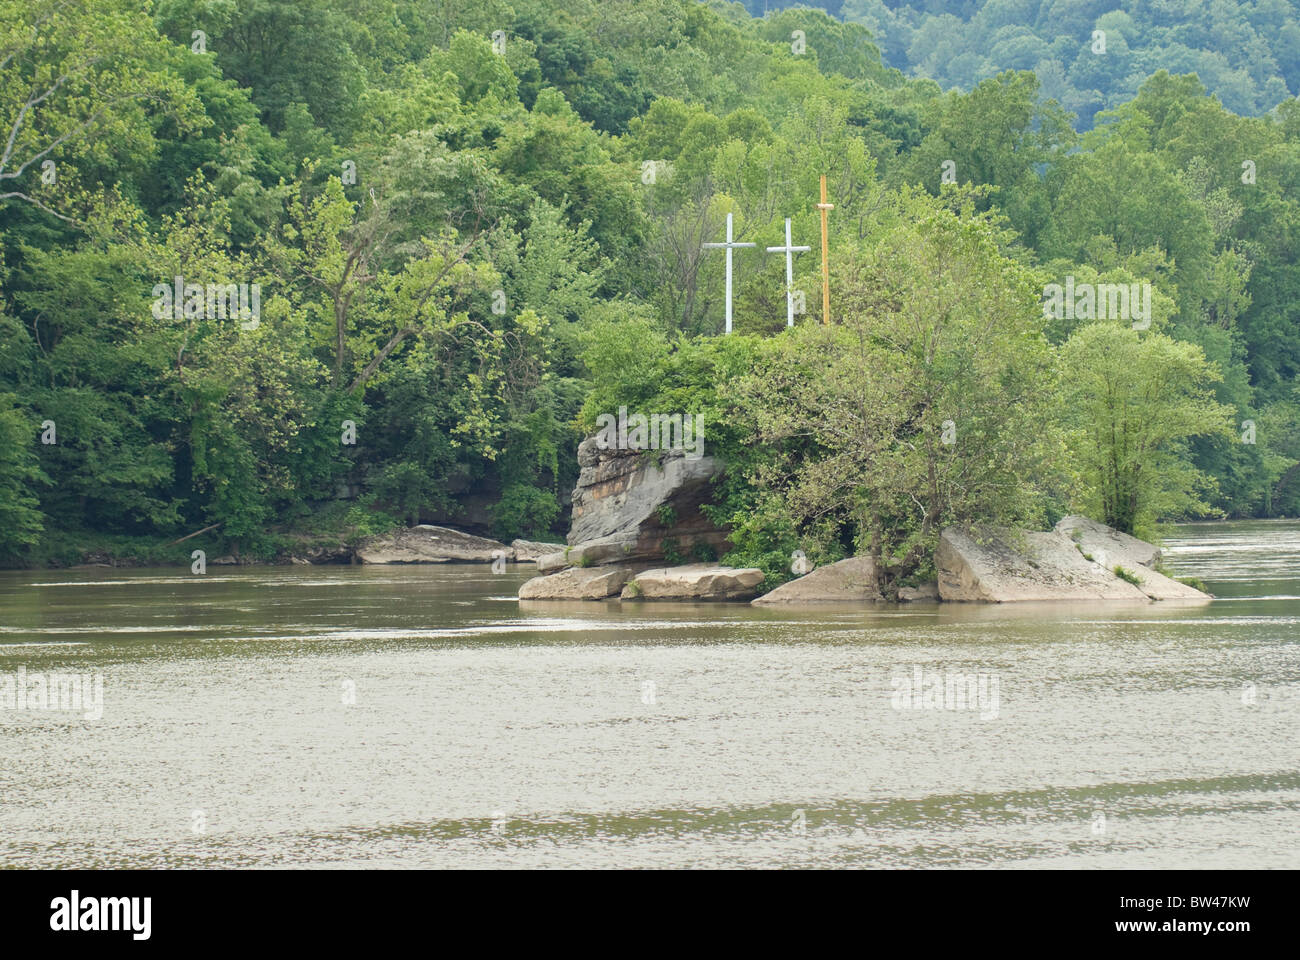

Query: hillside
left=1, top=0, right=1298, bottom=582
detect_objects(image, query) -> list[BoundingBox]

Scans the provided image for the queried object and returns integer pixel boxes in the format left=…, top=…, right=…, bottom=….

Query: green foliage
left=1060, top=320, right=1235, bottom=535
left=0, top=394, right=46, bottom=555
left=1113, top=564, right=1143, bottom=586
left=838, top=0, right=1300, bottom=129
left=727, top=191, right=1069, bottom=591
left=491, top=482, right=561, bottom=541
left=689, top=539, right=717, bottom=563
left=2, top=0, right=1299, bottom=571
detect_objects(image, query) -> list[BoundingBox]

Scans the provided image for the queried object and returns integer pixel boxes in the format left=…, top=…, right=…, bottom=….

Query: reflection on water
left=1, top=521, right=1297, bottom=868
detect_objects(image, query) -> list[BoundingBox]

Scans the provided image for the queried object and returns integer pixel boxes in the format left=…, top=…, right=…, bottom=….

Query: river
left=1, top=519, right=1297, bottom=868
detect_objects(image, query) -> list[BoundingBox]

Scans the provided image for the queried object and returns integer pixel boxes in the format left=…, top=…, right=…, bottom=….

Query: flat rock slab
left=510, top=538, right=566, bottom=562
left=937, top=526, right=1149, bottom=602
left=356, top=525, right=509, bottom=563
left=622, top=564, right=765, bottom=601
left=1112, top=562, right=1212, bottom=601
left=518, top=565, right=641, bottom=600
left=1054, top=515, right=1160, bottom=568
left=937, top=525, right=1210, bottom=602
left=752, top=556, right=882, bottom=604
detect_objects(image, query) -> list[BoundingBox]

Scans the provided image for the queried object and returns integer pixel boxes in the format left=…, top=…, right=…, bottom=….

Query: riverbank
left=4, top=519, right=567, bottom=572
left=2, top=526, right=361, bottom=570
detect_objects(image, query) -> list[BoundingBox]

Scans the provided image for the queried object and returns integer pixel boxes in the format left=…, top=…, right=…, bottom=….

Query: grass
left=1113, top=564, right=1143, bottom=586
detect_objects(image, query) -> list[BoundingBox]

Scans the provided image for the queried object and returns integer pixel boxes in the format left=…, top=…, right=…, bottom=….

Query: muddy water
left=1, top=520, right=1296, bottom=868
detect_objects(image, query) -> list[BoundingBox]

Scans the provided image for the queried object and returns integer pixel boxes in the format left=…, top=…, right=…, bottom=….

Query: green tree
left=732, top=193, right=1066, bottom=593
left=0, top=394, right=46, bottom=556
left=1059, top=320, right=1235, bottom=535
left=0, top=0, right=199, bottom=223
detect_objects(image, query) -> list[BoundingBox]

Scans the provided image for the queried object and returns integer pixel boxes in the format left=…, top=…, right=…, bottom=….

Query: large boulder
left=356, top=525, right=509, bottom=564
left=936, top=525, right=1210, bottom=602
left=937, top=526, right=1143, bottom=602
left=564, top=437, right=729, bottom=565
left=1051, top=516, right=1209, bottom=600
left=518, top=564, right=643, bottom=600
left=1054, top=515, right=1160, bottom=568
left=751, top=557, right=882, bottom=604
left=621, top=564, right=765, bottom=601
left=510, top=538, right=567, bottom=562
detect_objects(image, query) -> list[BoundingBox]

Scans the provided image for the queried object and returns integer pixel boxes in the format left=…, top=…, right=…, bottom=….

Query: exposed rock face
left=936, top=525, right=1210, bottom=602
left=1055, top=515, right=1160, bottom=568
left=518, top=564, right=643, bottom=600
left=565, top=437, right=729, bottom=564
left=355, top=525, right=509, bottom=564
left=937, top=527, right=1146, bottom=602
left=510, top=538, right=566, bottom=562
left=751, top=557, right=882, bottom=604
left=621, top=564, right=765, bottom=601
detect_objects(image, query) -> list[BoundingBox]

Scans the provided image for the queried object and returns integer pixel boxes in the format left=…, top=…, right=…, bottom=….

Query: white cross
left=702, top=211, right=756, bottom=334
left=766, top=218, right=810, bottom=327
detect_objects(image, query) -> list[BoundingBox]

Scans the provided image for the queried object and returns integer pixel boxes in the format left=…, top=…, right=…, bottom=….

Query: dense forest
left=753, top=0, right=1300, bottom=129
left=2, top=0, right=1298, bottom=588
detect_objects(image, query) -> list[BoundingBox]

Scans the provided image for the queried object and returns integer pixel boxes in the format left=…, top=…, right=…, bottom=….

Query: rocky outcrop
left=355, top=525, right=508, bottom=564
left=1054, top=515, right=1160, bottom=568
left=937, top=527, right=1145, bottom=602
left=518, top=564, right=644, bottom=600
left=751, top=557, right=882, bottom=604
left=621, top=564, right=765, bottom=601
left=936, top=524, right=1210, bottom=602
left=510, top=538, right=566, bottom=562
left=563, top=437, right=729, bottom=565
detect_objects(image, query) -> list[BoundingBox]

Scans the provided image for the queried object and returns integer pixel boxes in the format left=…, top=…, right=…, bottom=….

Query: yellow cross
left=816, top=175, right=833, bottom=324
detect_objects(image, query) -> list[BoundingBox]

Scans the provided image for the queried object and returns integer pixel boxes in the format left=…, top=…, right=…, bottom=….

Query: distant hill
left=733, top=0, right=1300, bottom=127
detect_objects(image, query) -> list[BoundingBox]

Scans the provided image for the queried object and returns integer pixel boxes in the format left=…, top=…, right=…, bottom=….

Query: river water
left=1, top=520, right=1297, bottom=869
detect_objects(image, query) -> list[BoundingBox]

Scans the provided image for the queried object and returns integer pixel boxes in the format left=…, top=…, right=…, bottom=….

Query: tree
left=731, top=193, right=1066, bottom=593
left=0, top=393, right=46, bottom=556
left=901, top=71, right=1075, bottom=247
left=0, top=0, right=198, bottom=223
left=1059, top=320, right=1235, bottom=535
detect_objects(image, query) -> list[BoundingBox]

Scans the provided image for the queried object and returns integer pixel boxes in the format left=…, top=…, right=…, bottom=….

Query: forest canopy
left=2, top=0, right=1298, bottom=576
